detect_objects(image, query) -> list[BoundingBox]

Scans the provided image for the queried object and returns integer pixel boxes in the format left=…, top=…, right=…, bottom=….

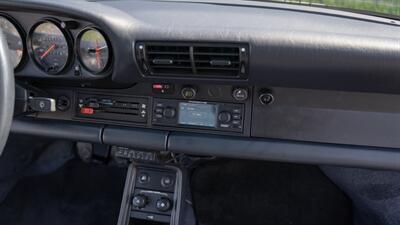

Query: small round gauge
left=0, top=15, right=24, bottom=69
left=30, top=20, right=71, bottom=74
left=77, top=28, right=110, bottom=74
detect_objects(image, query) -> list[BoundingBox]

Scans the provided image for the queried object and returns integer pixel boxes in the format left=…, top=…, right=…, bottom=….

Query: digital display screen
left=178, top=102, right=217, bottom=128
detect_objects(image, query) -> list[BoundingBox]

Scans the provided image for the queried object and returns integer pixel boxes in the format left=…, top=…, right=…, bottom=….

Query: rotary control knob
left=132, top=194, right=148, bottom=209
left=232, top=88, right=249, bottom=101
left=181, top=86, right=197, bottom=99
left=156, top=198, right=172, bottom=212
left=259, top=92, right=274, bottom=105
left=163, top=107, right=176, bottom=118
left=218, top=111, right=232, bottom=123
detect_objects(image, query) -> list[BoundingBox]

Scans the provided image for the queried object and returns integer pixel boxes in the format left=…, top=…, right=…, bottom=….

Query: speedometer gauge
left=77, top=28, right=110, bottom=74
left=0, top=15, right=24, bottom=69
left=30, top=20, right=71, bottom=74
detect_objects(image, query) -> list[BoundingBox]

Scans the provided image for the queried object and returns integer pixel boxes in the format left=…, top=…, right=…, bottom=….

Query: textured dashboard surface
left=0, top=0, right=399, bottom=93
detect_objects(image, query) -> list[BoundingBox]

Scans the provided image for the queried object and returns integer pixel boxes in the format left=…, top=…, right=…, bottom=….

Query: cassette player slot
left=76, top=93, right=148, bottom=123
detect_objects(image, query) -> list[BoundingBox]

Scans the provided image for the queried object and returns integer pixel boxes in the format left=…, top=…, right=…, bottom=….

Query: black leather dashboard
left=3, top=0, right=400, bottom=170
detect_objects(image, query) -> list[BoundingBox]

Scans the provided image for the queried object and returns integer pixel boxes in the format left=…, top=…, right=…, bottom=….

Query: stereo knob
left=132, top=194, right=148, bottom=209
left=163, top=107, right=176, bottom=118
left=156, top=198, right=172, bottom=212
left=218, top=111, right=232, bottom=123
left=232, top=88, right=249, bottom=101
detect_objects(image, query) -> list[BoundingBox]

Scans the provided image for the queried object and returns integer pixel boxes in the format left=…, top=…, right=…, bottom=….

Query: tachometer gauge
left=77, top=28, right=110, bottom=74
left=0, top=15, right=24, bottom=69
left=30, top=20, right=71, bottom=74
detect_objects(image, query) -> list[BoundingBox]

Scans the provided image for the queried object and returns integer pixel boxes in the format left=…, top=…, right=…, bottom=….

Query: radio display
left=178, top=102, right=218, bottom=128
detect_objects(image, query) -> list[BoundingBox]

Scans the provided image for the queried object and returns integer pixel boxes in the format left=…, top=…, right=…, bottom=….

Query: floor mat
left=191, top=159, right=353, bottom=225
left=0, top=160, right=127, bottom=225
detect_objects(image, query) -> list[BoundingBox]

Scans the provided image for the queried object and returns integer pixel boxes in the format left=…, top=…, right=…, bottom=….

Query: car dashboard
left=2, top=0, right=400, bottom=171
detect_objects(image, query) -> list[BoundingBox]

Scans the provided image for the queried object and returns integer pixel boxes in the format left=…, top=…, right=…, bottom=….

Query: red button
left=80, top=107, right=94, bottom=115
left=152, top=84, right=163, bottom=89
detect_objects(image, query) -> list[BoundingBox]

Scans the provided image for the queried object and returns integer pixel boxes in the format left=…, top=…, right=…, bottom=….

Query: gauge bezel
left=76, top=26, right=113, bottom=75
left=0, top=13, right=27, bottom=71
left=28, top=18, right=74, bottom=75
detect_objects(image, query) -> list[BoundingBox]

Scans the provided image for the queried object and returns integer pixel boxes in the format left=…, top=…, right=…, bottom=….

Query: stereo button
left=232, top=120, right=241, bottom=126
left=155, top=108, right=164, bottom=114
left=232, top=114, right=241, bottom=120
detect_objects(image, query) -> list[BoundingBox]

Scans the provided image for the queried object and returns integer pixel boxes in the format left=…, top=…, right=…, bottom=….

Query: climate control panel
left=130, top=167, right=177, bottom=223
left=152, top=98, right=245, bottom=132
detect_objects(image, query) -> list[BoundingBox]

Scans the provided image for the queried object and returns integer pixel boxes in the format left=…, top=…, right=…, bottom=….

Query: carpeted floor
left=0, top=160, right=127, bottom=225
left=191, top=159, right=353, bottom=225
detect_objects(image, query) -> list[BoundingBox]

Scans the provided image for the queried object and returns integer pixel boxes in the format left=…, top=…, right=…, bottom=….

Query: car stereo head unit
left=152, top=98, right=244, bottom=132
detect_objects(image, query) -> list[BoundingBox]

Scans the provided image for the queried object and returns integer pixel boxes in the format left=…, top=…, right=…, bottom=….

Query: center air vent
left=135, top=42, right=248, bottom=79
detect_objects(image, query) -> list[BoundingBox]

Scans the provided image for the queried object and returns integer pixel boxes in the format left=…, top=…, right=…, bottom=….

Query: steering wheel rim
left=0, top=30, right=15, bottom=154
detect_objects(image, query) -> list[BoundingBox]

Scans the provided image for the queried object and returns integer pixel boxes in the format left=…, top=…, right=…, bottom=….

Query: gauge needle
left=40, top=44, right=56, bottom=60
left=95, top=41, right=101, bottom=69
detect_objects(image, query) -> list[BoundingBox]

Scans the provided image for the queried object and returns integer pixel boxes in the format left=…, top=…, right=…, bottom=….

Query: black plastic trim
left=11, top=118, right=103, bottom=143
left=168, top=132, right=400, bottom=171
left=10, top=118, right=400, bottom=171
left=102, top=126, right=168, bottom=151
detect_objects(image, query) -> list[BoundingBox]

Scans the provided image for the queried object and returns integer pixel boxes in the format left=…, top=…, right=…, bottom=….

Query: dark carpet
left=191, top=159, right=353, bottom=225
left=0, top=160, right=127, bottom=225
left=321, top=166, right=400, bottom=225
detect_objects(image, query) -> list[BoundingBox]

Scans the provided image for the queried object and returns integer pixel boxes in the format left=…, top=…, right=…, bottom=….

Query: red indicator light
left=80, top=107, right=94, bottom=115
left=152, top=84, right=163, bottom=89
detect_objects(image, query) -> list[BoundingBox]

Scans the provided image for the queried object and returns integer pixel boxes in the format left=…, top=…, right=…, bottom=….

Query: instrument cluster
left=0, top=13, right=112, bottom=76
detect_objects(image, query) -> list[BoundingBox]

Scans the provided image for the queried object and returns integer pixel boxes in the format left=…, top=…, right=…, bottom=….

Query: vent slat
left=136, top=42, right=247, bottom=79
left=193, top=52, right=239, bottom=56
left=148, top=51, right=190, bottom=55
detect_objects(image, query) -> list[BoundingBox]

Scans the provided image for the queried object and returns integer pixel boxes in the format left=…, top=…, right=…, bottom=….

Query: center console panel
left=118, top=162, right=192, bottom=225
left=36, top=83, right=252, bottom=136
left=152, top=99, right=244, bottom=133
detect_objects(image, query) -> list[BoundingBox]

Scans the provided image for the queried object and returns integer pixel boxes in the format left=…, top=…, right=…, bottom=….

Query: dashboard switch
left=152, top=83, right=174, bottom=94
left=156, top=198, right=172, bottom=212
left=80, top=107, right=94, bottom=115
left=259, top=92, right=274, bottom=105
left=181, top=86, right=197, bottom=99
left=132, top=195, right=148, bottom=209
left=28, top=97, right=56, bottom=112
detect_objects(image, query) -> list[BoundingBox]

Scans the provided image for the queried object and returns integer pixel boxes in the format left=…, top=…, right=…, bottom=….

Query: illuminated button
left=80, top=107, right=94, bottom=115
